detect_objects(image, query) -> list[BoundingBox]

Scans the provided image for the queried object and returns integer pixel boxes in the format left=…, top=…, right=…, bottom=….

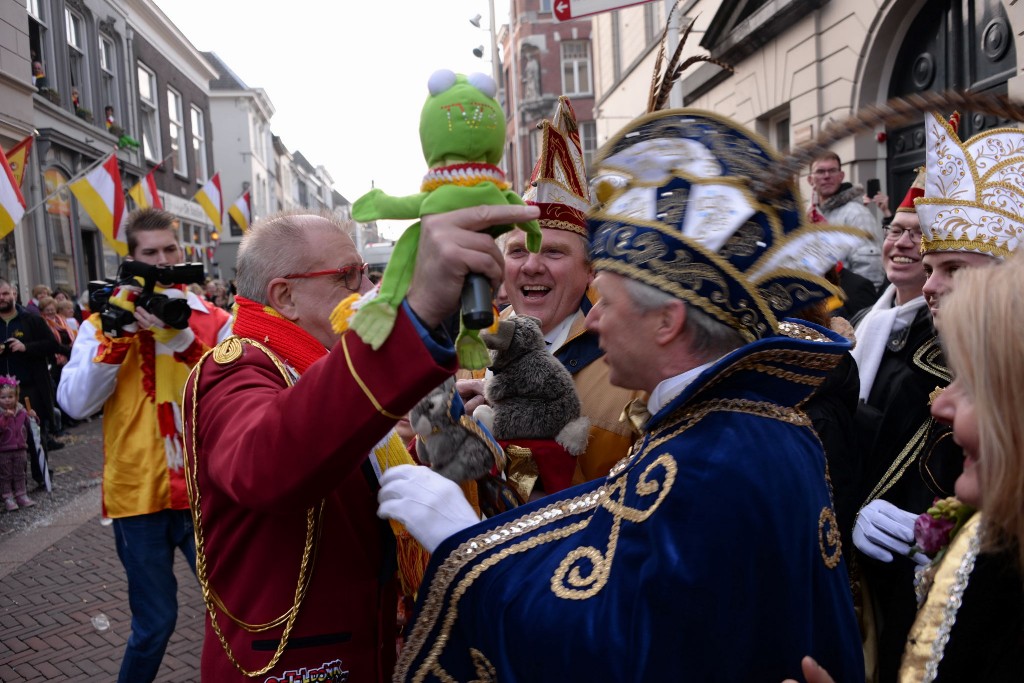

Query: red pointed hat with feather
left=522, top=97, right=591, bottom=237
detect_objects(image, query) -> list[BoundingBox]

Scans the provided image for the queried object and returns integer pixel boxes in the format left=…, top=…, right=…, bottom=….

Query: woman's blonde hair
left=941, top=255, right=1024, bottom=569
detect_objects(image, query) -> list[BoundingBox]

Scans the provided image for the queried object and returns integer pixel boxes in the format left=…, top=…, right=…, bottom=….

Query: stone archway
left=857, top=0, right=1018, bottom=204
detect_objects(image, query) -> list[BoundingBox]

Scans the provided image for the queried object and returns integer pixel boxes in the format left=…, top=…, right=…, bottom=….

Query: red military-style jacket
left=183, top=309, right=452, bottom=682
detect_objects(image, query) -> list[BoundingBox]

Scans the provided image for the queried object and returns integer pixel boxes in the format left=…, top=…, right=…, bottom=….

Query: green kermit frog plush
left=346, top=70, right=541, bottom=369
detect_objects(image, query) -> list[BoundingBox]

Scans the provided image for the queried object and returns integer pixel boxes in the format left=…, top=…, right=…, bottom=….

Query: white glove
left=377, top=464, right=481, bottom=553
left=853, top=499, right=930, bottom=565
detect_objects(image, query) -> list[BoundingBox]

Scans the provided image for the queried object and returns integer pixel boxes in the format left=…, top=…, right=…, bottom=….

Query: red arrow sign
left=553, top=0, right=656, bottom=22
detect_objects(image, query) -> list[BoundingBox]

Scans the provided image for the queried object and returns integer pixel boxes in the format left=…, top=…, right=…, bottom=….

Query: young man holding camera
left=57, top=208, right=231, bottom=683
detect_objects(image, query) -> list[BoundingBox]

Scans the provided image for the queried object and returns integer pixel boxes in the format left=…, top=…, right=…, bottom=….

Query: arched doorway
left=885, top=0, right=1016, bottom=200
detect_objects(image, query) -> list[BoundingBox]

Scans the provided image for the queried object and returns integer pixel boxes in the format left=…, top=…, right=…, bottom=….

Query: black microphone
left=460, top=274, right=493, bottom=329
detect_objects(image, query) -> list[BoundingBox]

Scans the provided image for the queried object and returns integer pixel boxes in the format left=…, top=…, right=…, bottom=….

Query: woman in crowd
left=37, top=296, right=73, bottom=434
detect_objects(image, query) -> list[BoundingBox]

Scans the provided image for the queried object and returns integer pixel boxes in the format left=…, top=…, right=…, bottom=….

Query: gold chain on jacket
left=183, top=337, right=325, bottom=678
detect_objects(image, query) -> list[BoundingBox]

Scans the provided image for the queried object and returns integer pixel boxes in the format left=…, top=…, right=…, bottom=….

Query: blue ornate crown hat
left=588, top=109, right=869, bottom=342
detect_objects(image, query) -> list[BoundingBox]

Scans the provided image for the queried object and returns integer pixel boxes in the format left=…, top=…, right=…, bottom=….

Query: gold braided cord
left=183, top=337, right=324, bottom=678
left=341, top=332, right=403, bottom=419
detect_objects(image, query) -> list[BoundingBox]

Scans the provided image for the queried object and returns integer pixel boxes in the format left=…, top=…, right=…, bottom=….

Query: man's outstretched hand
left=405, top=204, right=540, bottom=329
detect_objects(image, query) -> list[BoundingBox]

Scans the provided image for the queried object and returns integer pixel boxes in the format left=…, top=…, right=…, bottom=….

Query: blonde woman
left=787, top=257, right=1024, bottom=682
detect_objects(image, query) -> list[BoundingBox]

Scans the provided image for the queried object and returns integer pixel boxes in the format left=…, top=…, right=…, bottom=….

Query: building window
left=611, top=13, right=622, bottom=81
left=167, top=88, right=187, bottom=176
left=27, top=0, right=53, bottom=95
left=562, top=41, right=592, bottom=96
left=579, top=120, right=597, bottom=171
left=775, top=116, right=790, bottom=153
left=644, top=3, right=658, bottom=43
left=99, top=34, right=118, bottom=126
left=137, top=63, right=160, bottom=162
left=757, top=106, right=791, bottom=155
left=540, top=0, right=552, bottom=11
left=65, top=7, right=87, bottom=112
left=191, top=106, right=208, bottom=183
left=44, top=167, right=75, bottom=287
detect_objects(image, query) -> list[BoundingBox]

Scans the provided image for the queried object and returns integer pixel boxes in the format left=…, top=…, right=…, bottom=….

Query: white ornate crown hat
left=916, top=112, right=1024, bottom=259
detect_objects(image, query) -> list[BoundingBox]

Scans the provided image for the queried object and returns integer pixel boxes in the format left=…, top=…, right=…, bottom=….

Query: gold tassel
left=374, top=432, right=433, bottom=598
left=392, top=523, right=431, bottom=598
left=330, top=292, right=361, bottom=334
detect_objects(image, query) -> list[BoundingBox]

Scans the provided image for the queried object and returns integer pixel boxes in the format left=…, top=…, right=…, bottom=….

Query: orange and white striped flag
left=0, top=145, right=27, bottom=239
left=228, top=190, right=251, bottom=232
left=193, top=172, right=222, bottom=230
left=68, top=154, right=127, bottom=255
left=128, top=167, right=163, bottom=209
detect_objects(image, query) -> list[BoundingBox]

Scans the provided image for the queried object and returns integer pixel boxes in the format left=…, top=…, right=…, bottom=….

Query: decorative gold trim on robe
left=899, top=513, right=983, bottom=683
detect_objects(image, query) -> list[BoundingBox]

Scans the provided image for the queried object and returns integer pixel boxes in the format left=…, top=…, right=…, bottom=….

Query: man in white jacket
left=808, top=152, right=885, bottom=288
left=57, top=208, right=231, bottom=683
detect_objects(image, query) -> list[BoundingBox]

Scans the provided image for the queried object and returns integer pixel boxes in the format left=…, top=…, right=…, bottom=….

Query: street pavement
left=0, top=417, right=203, bottom=682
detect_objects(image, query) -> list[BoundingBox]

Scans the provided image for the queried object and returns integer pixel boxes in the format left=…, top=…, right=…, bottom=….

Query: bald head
left=235, top=211, right=353, bottom=304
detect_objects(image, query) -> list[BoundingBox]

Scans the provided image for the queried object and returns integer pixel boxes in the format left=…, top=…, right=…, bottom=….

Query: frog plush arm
left=352, top=189, right=429, bottom=222
left=347, top=190, right=431, bottom=349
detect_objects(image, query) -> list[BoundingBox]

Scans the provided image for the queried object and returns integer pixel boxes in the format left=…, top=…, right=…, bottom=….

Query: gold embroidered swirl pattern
left=818, top=507, right=842, bottom=569
left=550, top=454, right=677, bottom=600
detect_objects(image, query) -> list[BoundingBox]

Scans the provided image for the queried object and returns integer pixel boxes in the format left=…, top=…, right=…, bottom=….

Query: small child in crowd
left=0, top=376, right=37, bottom=511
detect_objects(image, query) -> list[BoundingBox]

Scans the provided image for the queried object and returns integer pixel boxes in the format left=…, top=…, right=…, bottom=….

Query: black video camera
left=88, top=261, right=205, bottom=336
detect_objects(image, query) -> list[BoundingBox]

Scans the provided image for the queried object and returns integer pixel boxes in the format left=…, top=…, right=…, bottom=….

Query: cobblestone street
left=0, top=417, right=203, bottom=682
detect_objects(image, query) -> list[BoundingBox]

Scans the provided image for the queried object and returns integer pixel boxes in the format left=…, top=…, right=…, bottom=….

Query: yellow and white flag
left=193, top=172, right=222, bottom=230
left=69, top=154, right=127, bottom=255
left=0, top=145, right=27, bottom=239
left=128, top=167, right=163, bottom=209
left=228, top=190, right=251, bottom=232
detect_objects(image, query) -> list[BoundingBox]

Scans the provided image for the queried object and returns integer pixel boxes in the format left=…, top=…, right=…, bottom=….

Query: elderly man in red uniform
left=182, top=204, right=537, bottom=682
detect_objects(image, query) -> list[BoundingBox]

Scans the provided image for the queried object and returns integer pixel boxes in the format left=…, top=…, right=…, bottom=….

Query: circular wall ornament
left=912, top=52, right=935, bottom=89
left=982, top=18, right=1010, bottom=62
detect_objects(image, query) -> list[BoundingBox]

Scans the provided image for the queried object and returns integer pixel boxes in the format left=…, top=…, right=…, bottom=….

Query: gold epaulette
left=210, top=336, right=244, bottom=365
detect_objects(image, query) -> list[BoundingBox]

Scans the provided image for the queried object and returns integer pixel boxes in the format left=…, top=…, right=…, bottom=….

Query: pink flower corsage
left=911, top=496, right=975, bottom=560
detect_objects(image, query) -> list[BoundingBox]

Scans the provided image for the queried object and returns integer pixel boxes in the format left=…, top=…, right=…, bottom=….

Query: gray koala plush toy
left=477, top=315, right=590, bottom=455
left=409, top=376, right=504, bottom=482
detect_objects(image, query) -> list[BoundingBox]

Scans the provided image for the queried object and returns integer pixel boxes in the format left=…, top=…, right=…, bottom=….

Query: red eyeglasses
left=282, top=262, right=368, bottom=291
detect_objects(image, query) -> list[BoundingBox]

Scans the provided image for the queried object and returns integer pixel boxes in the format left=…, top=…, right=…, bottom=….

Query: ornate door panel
left=886, top=0, right=1016, bottom=204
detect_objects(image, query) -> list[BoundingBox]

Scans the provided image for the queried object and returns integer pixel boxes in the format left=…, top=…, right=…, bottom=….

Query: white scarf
left=852, top=285, right=927, bottom=401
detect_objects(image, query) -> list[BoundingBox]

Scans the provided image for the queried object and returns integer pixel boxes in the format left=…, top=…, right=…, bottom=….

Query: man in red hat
left=461, top=97, right=641, bottom=496
left=849, top=163, right=949, bottom=682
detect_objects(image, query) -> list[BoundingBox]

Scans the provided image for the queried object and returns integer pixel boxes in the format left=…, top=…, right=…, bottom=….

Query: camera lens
left=142, top=294, right=192, bottom=330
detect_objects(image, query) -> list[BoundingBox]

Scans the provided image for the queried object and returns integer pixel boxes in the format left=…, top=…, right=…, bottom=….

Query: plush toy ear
left=428, top=69, right=457, bottom=96
left=481, top=319, right=516, bottom=351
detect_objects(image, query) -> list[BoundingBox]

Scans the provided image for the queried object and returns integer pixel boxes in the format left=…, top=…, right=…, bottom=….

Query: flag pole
left=20, top=149, right=116, bottom=216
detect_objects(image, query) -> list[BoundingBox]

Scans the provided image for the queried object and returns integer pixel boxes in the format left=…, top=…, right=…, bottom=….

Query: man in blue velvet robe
left=379, top=109, right=866, bottom=682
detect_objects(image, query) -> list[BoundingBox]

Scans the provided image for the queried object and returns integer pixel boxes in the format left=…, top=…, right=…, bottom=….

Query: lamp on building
left=468, top=6, right=501, bottom=89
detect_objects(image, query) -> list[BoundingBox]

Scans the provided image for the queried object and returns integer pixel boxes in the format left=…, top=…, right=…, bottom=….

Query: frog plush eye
left=428, top=69, right=458, bottom=96
left=466, top=72, right=497, bottom=99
